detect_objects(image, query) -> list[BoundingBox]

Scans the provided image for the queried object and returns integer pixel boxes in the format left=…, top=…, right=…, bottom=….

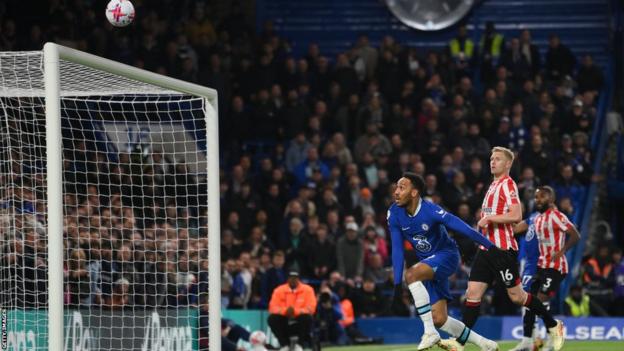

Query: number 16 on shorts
left=500, top=269, right=513, bottom=284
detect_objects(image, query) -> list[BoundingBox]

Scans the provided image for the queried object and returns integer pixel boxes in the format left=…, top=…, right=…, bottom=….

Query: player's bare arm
left=552, top=224, right=581, bottom=262
left=513, top=220, right=528, bottom=234
left=478, top=202, right=522, bottom=228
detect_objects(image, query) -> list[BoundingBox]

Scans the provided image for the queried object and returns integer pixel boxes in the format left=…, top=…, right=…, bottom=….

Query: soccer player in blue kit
left=517, top=212, right=540, bottom=290
left=388, top=173, right=503, bottom=350
left=511, top=211, right=542, bottom=351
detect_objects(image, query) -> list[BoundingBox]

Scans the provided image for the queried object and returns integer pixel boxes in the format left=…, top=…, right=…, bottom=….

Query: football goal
left=0, top=43, right=221, bottom=350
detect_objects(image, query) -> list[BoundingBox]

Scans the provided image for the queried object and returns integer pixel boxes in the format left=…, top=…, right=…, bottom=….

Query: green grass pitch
left=323, top=340, right=624, bottom=350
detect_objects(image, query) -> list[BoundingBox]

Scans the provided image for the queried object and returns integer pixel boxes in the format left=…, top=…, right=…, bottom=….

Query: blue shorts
left=419, top=249, right=460, bottom=304
left=520, top=261, right=537, bottom=291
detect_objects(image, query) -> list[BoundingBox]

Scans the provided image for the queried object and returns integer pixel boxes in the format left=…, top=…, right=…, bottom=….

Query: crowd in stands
left=1, top=3, right=622, bottom=341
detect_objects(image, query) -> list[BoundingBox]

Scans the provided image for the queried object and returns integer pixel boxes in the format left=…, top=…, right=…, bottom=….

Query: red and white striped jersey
left=480, top=175, right=520, bottom=250
left=535, top=208, right=573, bottom=273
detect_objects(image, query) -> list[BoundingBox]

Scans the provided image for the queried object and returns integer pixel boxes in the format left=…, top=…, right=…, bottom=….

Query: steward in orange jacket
left=268, top=271, right=317, bottom=348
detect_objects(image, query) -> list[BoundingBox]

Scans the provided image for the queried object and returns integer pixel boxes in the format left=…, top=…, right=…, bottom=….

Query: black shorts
left=469, top=249, right=521, bottom=288
left=531, top=268, right=566, bottom=297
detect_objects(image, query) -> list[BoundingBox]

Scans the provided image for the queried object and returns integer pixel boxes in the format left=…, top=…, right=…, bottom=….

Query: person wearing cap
left=562, top=98, right=586, bottom=135
left=268, top=271, right=317, bottom=350
left=336, top=221, right=365, bottom=282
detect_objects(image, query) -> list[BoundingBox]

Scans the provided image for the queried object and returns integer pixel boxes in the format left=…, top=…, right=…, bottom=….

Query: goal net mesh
left=0, top=51, right=210, bottom=350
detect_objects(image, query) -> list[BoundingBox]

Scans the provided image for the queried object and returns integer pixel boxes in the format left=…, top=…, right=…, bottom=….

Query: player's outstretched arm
left=437, top=207, right=494, bottom=249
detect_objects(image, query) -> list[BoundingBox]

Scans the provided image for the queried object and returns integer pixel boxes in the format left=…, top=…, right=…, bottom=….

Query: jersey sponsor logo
left=412, top=235, right=432, bottom=253
left=482, top=207, right=493, bottom=215
left=401, top=227, right=410, bottom=231
left=421, top=223, right=429, bottom=231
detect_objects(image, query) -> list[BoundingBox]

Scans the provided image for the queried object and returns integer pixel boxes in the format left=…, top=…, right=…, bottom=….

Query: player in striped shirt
left=510, top=186, right=580, bottom=351
left=440, top=147, right=565, bottom=351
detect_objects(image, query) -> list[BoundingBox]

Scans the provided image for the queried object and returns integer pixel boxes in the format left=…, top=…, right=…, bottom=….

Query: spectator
left=362, top=226, right=388, bottom=264
left=501, top=38, right=532, bottom=84
left=577, top=55, right=604, bottom=93
left=490, top=116, right=512, bottom=150
left=479, top=21, right=505, bottom=85
left=448, top=24, right=474, bottom=76
left=221, top=229, right=243, bottom=261
left=582, top=245, right=614, bottom=311
left=293, top=147, right=330, bottom=189
left=305, top=224, right=337, bottom=280
left=521, top=134, right=554, bottom=183
left=564, top=285, right=608, bottom=317
left=223, top=258, right=247, bottom=309
left=352, top=278, right=386, bottom=318
left=103, top=278, right=130, bottom=309
left=336, top=222, right=365, bottom=282
left=315, top=284, right=348, bottom=345
left=545, top=34, right=576, bottom=82
left=244, top=226, right=273, bottom=258
left=612, top=248, right=624, bottom=316
left=260, top=251, right=288, bottom=308
left=65, top=248, right=91, bottom=307
left=354, top=122, right=392, bottom=163
left=268, top=271, right=317, bottom=350
left=464, top=123, right=491, bottom=161
left=552, top=164, right=585, bottom=212
left=364, top=253, right=389, bottom=284
left=519, top=29, right=541, bottom=78
left=280, top=217, right=307, bottom=272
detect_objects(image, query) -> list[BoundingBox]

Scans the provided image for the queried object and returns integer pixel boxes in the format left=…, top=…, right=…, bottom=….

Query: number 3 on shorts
left=499, top=269, right=513, bottom=282
left=543, top=277, right=552, bottom=289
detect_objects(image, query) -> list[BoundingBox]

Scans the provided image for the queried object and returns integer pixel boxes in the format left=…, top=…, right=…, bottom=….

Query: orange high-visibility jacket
left=339, top=299, right=355, bottom=328
left=268, top=282, right=317, bottom=317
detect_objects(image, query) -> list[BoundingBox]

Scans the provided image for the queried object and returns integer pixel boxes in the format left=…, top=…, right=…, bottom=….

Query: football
left=249, top=330, right=267, bottom=346
left=105, top=0, right=135, bottom=27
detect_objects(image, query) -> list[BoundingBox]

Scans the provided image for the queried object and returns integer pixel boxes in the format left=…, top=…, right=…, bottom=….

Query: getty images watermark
left=1, top=308, right=6, bottom=350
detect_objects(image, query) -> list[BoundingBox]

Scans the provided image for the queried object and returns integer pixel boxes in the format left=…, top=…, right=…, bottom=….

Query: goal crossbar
left=42, top=42, right=221, bottom=351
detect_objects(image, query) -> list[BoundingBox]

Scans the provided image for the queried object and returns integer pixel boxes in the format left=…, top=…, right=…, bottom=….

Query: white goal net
left=0, top=45, right=220, bottom=350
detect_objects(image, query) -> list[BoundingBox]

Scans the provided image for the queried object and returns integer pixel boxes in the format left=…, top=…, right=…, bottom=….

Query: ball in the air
left=106, top=0, right=135, bottom=27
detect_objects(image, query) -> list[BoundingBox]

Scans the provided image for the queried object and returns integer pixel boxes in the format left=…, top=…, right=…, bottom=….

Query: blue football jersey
left=387, top=199, right=492, bottom=284
left=518, top=212, right=540, bottom=281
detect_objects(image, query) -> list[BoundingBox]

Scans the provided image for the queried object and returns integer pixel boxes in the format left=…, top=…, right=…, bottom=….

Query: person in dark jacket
left=260, top=251, right=288, bottom=307
left=352, top=278, right=386, bottom=318
left=305, top=224, right=337, bottom=280
left=545, top=34, right=576, bottom=82
left=577, top=55, right=604, bottom=93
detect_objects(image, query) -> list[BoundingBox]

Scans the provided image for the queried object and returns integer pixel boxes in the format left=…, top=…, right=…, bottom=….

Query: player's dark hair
left=537, top=185, right=556, bottom=201
left=402, top=172, right=425, bottom=194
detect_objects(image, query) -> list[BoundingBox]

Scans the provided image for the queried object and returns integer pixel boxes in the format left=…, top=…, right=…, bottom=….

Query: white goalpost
left=0, top=43, right=221, bottom=350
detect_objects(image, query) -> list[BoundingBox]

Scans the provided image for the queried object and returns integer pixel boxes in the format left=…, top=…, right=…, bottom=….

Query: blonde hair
left=491, top=146, right=515, bottom=163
